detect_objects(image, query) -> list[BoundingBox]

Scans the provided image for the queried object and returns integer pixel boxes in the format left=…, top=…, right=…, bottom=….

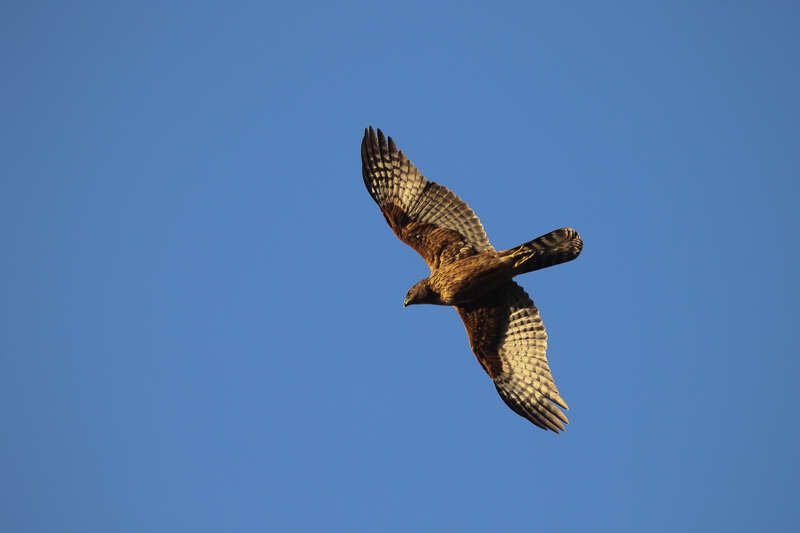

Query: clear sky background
left=2, top=2, right=798, bottom=532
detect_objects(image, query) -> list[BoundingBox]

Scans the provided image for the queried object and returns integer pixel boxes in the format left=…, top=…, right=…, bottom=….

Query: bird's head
left=404, top=279, right=436, bottom=307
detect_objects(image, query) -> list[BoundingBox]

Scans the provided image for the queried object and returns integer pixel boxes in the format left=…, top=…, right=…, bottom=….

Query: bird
left=361, top=127, right=582, bottom=432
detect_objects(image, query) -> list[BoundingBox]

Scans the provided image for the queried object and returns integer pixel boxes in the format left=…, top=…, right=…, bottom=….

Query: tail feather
left=504, top=228, right=583, bottom=275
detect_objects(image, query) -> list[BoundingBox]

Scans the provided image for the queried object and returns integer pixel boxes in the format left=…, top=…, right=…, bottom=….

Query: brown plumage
left=361, top=127, right=582, bottom=432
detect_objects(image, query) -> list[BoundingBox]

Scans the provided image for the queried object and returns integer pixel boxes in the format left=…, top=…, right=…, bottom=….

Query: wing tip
left=363, top=125, right=379, bottom=149
left=376, top=127, right=386, bottom=150
left=543, top=406, right=569, bottom=433
left=553, top=395, right=569, bottom=411
left=362, top=125, right=396, bottom=150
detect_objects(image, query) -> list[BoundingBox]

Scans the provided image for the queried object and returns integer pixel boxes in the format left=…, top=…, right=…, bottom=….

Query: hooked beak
left=403, top=295, right=411, bottom=307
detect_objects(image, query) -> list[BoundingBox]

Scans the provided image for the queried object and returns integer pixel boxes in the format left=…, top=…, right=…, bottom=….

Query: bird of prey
left=361, top=127, right=582, bottom=432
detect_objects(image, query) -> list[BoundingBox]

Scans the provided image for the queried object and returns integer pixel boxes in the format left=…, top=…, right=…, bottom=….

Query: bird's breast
left=429, top=253, right=512, bottom=305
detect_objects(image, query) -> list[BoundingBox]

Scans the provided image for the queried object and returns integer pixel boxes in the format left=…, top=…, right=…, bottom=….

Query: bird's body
left=403, top=252, right=508, bottom=307
left=428, top=251, right=511, bottom=305
left=361, top=127, right=582, bottom=432
left=414, top=228, right=583, bottom=306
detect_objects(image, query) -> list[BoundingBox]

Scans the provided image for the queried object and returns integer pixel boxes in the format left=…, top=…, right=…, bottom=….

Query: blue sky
left=2, top=1, right=798, bottom=531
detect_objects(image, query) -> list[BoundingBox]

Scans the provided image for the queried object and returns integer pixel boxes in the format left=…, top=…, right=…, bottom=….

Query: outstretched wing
left=361, top=127, right=494, bottom=270
left=456, top=282, right=569, bottom=432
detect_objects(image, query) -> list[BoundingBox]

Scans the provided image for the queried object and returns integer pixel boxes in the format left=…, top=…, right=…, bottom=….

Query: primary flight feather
left=361, top=127, right=582, bottom=432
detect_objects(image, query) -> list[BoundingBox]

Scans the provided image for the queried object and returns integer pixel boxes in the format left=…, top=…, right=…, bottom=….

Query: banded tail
left=504, top=228, right=583, bottom=275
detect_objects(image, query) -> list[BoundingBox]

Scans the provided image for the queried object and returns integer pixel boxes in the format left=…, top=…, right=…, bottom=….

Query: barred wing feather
left=361, top=127, right=493, bottom=269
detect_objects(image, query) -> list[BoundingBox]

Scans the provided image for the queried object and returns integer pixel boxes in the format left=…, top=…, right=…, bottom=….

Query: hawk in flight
left=361, top=127, right=582, bottom=432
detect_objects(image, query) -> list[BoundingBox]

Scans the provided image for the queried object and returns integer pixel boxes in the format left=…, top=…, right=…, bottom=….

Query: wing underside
left=457, top=282, right=569, bottom=432
left=361, top=127, right=493, bottom=269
